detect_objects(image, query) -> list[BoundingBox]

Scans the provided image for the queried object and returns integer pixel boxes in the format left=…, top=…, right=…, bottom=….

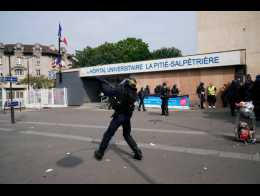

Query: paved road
left=0, top=107, right=260, bottom=184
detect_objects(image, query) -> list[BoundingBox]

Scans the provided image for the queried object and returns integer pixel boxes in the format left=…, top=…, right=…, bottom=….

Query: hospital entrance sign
left=79, top=50, right=243, bottom=77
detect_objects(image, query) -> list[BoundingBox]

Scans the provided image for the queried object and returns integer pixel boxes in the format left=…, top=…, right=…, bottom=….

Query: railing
left=24, top=88, right=68, bottom=109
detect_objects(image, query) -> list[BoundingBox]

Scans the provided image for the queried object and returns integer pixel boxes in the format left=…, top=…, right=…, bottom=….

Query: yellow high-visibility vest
left=208, top=86, right=216, bottom=96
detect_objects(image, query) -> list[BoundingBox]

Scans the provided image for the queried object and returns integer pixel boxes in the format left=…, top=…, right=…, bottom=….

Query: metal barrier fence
left=24, top=88, right=67, bottom=109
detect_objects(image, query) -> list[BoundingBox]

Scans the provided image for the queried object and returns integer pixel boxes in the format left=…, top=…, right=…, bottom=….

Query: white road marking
left=0, top=127, right=14, bottom=132
left=1, top=119, right=259, bottom=138
left=0, top=120, right=207, bottom=135
left=20, top=130, right=260, bottom=162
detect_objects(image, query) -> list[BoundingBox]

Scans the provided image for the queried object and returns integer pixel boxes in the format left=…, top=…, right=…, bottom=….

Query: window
left=36, top=69, right=41, bottom=76
left=16, top=91, right=24, bottom=99
left=15, top=69, right=24, bottom=76
left=6, top=91, right=15, bottom=99
left=16, top=58, right=22, bottom=65
left=36, top=59, right=40, bottom=66
left=34, top=45, right=42, bottom=57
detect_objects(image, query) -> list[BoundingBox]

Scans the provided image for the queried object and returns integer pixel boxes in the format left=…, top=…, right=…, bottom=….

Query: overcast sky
left=0, top=11, right=197, bottom=55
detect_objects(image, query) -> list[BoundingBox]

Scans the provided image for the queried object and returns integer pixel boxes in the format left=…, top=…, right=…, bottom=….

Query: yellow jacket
left=207, top=86, right=216, bottom=96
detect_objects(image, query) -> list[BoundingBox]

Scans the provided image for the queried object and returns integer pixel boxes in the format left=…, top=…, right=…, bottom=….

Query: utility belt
left=110, top=96, right=134, bottom=113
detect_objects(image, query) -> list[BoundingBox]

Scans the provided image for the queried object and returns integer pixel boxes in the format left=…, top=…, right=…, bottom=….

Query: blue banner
left=143, top=95, right=190, bottom=110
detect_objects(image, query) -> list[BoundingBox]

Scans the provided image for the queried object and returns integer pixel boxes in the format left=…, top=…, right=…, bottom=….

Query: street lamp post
left=5, top=47, right=15, bottom=124
left=58, top=36, right=62, bottom=84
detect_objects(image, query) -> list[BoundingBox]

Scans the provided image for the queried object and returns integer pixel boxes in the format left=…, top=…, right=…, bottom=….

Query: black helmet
left=127, top=78, right=137, bottom=88
left=120, top=77, right=137, bottom=88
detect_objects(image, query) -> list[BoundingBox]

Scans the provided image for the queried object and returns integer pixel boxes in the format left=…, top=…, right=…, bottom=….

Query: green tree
left=150, top=47, right=182, bottom=59
left=20, top=75, right=55, bottom=89
left=75, top=46, right=95, bottom=67
left=75, top=38, right=151, bottom=67
left=115, top=38, right=151, bottom=62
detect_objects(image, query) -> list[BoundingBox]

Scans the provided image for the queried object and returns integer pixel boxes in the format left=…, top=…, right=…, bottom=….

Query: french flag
left=62, top=37, right=68, bottom=46
left=58, top=23, right=62, bottom=38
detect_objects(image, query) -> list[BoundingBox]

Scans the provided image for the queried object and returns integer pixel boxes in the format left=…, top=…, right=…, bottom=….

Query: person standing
left=171, top=84, right=179, bottom=97
left=94, top=77, right=142, bottom=161
left=252, top=75, right=260, bottom=120
left=138, top=87, right=146, bottom=111
left=154, top=84, right=162, bottom=96
left=226, top=80, right=242, bottom=116
left=144, top=85, right=150, bottom=96
left=207, top=83, right=217, bottom=109
left=244, top=74, right=254, bottom=102
left=196, top=82, right=206, bottom=109
left=160, top=82, right=170, bottom=116
left=220, top=83, right=228, bottom=107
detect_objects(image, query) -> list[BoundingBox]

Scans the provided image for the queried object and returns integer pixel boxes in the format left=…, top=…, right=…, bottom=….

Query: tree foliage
left=150, top=47, right=182, bottom=59
left=75, top=38, right=182, bottom=67
left=20, top=75, right=55, bottom=89
left=116, top=38, right=151, bottom=62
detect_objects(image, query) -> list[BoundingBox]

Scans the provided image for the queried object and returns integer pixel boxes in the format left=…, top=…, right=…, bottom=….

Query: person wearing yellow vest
left=207, top=83, right=217, bottom=109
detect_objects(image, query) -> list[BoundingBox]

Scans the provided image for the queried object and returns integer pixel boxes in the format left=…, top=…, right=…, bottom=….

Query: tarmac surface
left=0, top=107, right=260, bottom=184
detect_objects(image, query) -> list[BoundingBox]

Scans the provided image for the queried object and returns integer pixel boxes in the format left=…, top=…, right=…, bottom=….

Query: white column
left=64, top=88, right=67, bottom=106
left=2, top=88, right=6, bottom=110
left=24, top=90, right=28, bottom=108
left=52, top=88, right=54, bottom=105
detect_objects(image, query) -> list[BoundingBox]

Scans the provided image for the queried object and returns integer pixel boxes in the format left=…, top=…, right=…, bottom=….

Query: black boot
left=133, top=149, right=143, bottom=160
left=94, top=150, right=104, bottom=161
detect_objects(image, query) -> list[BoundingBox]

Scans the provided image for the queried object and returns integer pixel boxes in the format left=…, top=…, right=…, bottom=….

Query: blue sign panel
left=48, top=71, right=57, bottom=80
left=6, top=101, right=19, bottom=107
left=143, top=96, right=190, bottom=110
left=5, top=76, right=18, bottom=82
left=0, top=77, right=18, bottom=83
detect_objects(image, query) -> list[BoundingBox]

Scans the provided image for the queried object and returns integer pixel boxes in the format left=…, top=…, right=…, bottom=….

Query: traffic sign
left=0, top=76, right=18, bottom=83
left=6, top=101, right=19, bottom=107
left=4, top=76, right=18, bottom=82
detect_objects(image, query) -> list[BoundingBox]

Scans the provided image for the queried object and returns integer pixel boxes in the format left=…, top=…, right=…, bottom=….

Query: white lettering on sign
left=79, top=50, right=242, bottom=77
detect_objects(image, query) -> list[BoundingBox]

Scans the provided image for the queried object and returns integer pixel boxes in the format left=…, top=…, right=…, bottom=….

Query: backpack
left=113, top=84, right=137, bottom=113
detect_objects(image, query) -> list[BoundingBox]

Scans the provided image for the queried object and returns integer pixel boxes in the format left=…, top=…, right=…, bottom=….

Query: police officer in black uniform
left=138, top=87, right=146, bottom=111
left=160, top=82, right=170, bottom=116
left=94, top=77, right=142, bottom=161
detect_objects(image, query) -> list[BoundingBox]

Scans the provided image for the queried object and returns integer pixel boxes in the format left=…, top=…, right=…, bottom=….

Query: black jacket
left=138, top=90, right=146, bottom=100
left=160, top=86, right=170, bottom=100
left=144, top=87, right=150, bottom=96
left=244, top=80, right=254, bottom=101
left=226, top=81, right=243, bottom=103
left=197, top=85, right=205, bottom=98
left=171, top=87, right=179, bottom=96
left=100, top=80, right=137, bottom=115
left=252, top=80, right=260, bottom=103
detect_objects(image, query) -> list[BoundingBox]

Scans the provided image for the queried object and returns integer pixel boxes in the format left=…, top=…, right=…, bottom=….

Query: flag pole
left=58, top=23, right=62, bottom=83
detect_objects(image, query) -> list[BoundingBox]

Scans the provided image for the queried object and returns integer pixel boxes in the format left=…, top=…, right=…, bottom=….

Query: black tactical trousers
left=138, top=98, right=146, bottom=111
left=253, top=101, right=260, bottom=120
left=161, top=98, right=169, bottom=115
left=98, top=113, right=140, bottom=154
